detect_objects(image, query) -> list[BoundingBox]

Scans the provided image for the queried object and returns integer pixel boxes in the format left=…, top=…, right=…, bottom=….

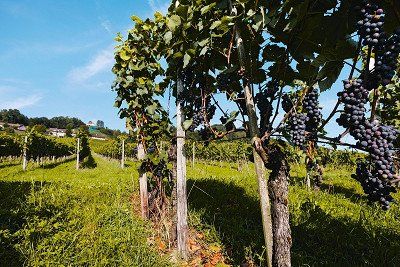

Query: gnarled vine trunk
left=267, top=144, right=292, bottom=267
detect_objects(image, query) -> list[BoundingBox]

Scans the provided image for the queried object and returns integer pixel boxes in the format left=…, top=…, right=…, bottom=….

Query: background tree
left=66, top=123, right=73, bottom=137
left=76, top=126, right=96, bottom=168
left=0, top=109, right=29, bottom=125
left=96, top=120, right=105, bottom=128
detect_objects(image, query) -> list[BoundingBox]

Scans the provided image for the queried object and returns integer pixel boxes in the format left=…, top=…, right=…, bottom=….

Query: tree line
left=0, top=109, right=85, bottom=129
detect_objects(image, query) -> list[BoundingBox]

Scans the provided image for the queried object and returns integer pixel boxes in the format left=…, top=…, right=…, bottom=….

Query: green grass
left=2, top=158, right=400, bottom=266
left=0, top=157, right=170, bottom=267
left=187, top=161, right=400, bottom=266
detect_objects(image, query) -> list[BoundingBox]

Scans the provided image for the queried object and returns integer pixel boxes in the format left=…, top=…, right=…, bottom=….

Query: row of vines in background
left=0, top=133, right=22, bottom=157
left=90, top=139, right=137, bottom=159
left=0, top=132, right=75, bottom=160
left=185, top=139, right=364, bottom=167
left=90, top=136, right=365, bottom=167
left=89, top=136, right=366, bottom=168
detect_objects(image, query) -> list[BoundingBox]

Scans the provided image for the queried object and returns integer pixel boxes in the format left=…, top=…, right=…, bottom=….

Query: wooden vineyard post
left=22, top=136, right=27, bottom=171
left=121, top=139, right=125, bottom=169
left=137, top=142, right=149, bottom=219
left=192, top=141, right=195, bottom=169
left=306, top=172, right=311, bottom=189
left=76, top=138, right=80, bottom=170
left=176, top=76, right=188, bottom=259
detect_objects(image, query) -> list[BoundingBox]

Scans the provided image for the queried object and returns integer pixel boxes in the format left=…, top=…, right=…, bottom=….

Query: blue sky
left=0, top=0, right=354, bottom=144
left=0, top=0, right=170, bottom=130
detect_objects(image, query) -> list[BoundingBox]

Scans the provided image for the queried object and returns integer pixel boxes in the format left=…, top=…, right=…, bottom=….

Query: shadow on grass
left=291, top=202, right=400, bottom=266
left=42, top=157, right=75, bottom=169
left=319, top=183, right=365, bottom=203
left=187, top=179, right=264, bottom=265
left=0, top=181, right=48, bottom=267
left=188, top=178, right=400, bottom=266
left=81, top=154, right=97, bottom=169
left=0, top=162, right=21, bottom=169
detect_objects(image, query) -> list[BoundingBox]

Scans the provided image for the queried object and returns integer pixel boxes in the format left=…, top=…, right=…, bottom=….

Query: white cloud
left=100, top=18, right=112, bottom=34
left=148, top=0, right=169, bottom=15
left=0, top=95, right=42, bottom=109
left=67, top=47, right=114, bottom=84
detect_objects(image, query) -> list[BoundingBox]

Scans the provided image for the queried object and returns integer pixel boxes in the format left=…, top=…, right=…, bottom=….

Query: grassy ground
left=0, top=157, right=170, bottom=267
left=2, top=157, right=400, bottom=266
left=188, top=161, right=400, bottom=266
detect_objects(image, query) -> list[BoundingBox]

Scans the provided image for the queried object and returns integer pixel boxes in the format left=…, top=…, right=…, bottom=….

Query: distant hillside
left=0, top=109, right=84, bottom=129
left=0, top=109, right=123, bottom=139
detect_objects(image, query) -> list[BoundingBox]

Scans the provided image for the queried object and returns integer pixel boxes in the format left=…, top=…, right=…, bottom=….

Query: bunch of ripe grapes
left=335, top=2, right=400, bottom=209
left=281, top=94, right=294, bottom=113
left=303, top=88, right=322, bottom=141
left=353, top=161, right=396, bottom=210
left=375, top=29, right=400, bottom=85
left=336, top=79, right=369, bottom=129
left=337, top=78, right=399, bottom=209
left=357, top=2, right=385, bottom=47
left=181, top=67, right=216, bottom=131
left=287, top=113, right=307, bottom=149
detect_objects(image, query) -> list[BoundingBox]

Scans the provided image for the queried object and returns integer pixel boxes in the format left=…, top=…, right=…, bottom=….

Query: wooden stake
left=22, top=136, right=27, bottom=171
left=137, top=142, right=149, bottom=219
left=176, top=76, right=188, bottom=260
left=76, top=138, right=80, bottom=170
left=192, top=141, right=195, bottom=169
left=121, top=139, right=125, bottom=169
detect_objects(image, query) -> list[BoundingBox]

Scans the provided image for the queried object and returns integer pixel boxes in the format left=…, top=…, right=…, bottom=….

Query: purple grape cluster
left=336, top=79, right=369, bottom=128
left=352, top=161, right=396, bottom=210
left=355, top=120, right=399, bottom=180
left=282, top=94, right=293, bottom=113
left=181, top=67, right=216, bottom=131
left=288, top=113, right=307, bottom=149
left=375, top=28, right=400, bottom=85
left=336, top=78, right=399, bottom=209
left=303, top=88, right=322, bottom=139
left=357, top=2, right=385, bottom=47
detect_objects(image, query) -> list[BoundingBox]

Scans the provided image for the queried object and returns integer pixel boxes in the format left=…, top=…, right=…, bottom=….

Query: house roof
left=48, top=128, right=67, bottom=132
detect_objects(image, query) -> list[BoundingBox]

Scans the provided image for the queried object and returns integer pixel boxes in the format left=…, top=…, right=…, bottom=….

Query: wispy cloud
left=101, top=20, right=112, bottom=34
left=148, top=0, right=169, bottom=14
left=0, top=41, right=99, bottom=61
left=67, top=47, right=114, bottom=84
left=0, top=95, right=42, bottom=109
